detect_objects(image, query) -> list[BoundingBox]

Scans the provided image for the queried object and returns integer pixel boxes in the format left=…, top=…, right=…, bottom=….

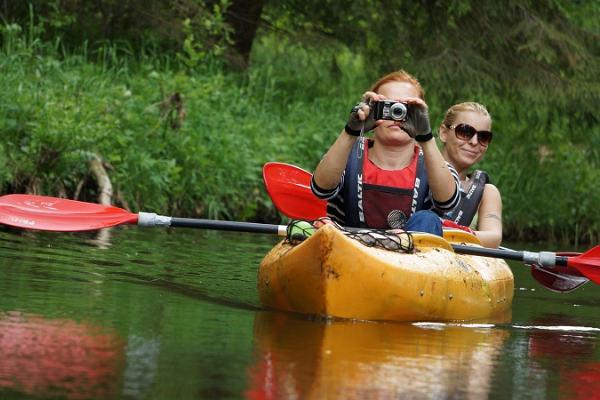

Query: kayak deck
left=258, top=225, right=514, bottom=322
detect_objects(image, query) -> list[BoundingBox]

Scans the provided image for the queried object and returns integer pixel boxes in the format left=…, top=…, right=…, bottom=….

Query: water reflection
left=247, top=312, right=509, bottom=399
left=521, top=315, right=600, bottom=399
left=0, top=311, right=125, bottom=399
left=1, top=226, right=599, bottom=399
left=86, top=227, right=113, bottom=249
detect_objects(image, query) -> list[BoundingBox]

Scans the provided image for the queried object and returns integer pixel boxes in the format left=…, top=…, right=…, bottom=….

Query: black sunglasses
left=447, top=123, right=493, bottom=146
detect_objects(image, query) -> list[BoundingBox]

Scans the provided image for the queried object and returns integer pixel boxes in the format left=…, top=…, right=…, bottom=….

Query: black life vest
left=443, top=170, right=489, bottom=227
left=334, top=137, right=428, bottom=229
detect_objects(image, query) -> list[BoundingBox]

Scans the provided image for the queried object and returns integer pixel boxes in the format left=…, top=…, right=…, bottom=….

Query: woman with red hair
left=311, top=70, right=460, bottom=235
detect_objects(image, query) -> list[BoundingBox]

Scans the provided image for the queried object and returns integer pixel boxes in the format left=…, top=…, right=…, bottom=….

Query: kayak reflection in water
left=310, top=70, right=460, bottom=235
left=246, top=312, right=509, bottom=400
left=438, top=102, right=503, bottom=248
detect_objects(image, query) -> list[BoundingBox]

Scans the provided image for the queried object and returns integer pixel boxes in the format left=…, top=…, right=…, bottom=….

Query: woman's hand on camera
left=346, top=91, right=382, bottom=135
left=402, top=97, right=431, bottom=138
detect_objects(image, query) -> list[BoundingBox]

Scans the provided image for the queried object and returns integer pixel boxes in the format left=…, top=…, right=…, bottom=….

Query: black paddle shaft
left=137, top=212, right=284, bottom=235
left=452, top=244, right=569, bottom=267
left=140, top=212, right=574, bottom=268
left=170, top=217, right=282, bottom=235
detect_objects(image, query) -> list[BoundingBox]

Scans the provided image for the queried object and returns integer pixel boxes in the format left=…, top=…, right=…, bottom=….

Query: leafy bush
left=0, top=14, right=598, bottom=244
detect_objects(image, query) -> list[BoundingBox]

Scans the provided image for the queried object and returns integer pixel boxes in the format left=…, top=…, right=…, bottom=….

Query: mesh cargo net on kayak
left=286, top=219, right=414, bottom=253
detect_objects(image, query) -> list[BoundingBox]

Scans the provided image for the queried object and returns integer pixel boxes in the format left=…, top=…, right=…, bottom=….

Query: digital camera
left=372, top=100, right=408, bottom=121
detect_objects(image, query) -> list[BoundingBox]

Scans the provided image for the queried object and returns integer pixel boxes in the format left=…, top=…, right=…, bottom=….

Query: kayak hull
left=258, top=225, right=514, bottom=322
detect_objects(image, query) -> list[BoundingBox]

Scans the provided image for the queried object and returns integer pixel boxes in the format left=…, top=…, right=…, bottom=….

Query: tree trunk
left=89, top=157, right=113, bottom=206
left=226, top=0, right=265, bottom=66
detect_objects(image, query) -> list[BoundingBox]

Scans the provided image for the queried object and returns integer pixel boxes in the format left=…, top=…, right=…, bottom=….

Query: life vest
left=443, top=170, right=489, bottom=227
left=336, top=137, right=428, bottom=229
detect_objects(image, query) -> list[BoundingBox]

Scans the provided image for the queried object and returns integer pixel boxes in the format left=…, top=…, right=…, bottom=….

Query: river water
left=0, top=226, right=599, bottom=399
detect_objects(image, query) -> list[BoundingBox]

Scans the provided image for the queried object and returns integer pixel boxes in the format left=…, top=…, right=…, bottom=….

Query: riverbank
left=0, top=29, right=598, bottom=244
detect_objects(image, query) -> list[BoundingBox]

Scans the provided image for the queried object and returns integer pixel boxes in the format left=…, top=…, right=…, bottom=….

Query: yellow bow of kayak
left=258, top=224, right=514, bottom=322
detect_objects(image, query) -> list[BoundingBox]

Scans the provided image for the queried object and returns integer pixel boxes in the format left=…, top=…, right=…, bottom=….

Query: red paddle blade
left=530, top=263, right=589, bottom=293
left=0, top=194, right=138, bottom=231
left=567, top=245, right=600, bottom=284
left=262, top=162, right=326, bottom=220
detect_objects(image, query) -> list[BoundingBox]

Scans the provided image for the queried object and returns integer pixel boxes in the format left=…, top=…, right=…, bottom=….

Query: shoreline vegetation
left=0, top=2, right=598, bottom=245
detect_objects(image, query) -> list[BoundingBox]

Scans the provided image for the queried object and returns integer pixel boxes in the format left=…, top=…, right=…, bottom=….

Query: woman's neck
left=368, top=143, right=415, bottom=170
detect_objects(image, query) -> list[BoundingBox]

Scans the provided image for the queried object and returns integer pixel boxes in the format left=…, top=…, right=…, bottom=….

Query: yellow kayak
left=258, top=224, right=514, bottom=322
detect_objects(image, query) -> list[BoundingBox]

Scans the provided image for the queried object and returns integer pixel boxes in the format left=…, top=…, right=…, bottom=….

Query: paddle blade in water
left=530, top=262, right=589, bottom=293
left=567, top=246, right=600, bottom=284
left=262, top=162, right=327, bottom=220
left=0, top=194, right=138, bottom=231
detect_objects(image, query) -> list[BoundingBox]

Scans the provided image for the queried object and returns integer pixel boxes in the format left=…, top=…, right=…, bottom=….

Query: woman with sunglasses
left=439, top=102, right=502, bottom=248
left=310, top=70, right=460, bottom=235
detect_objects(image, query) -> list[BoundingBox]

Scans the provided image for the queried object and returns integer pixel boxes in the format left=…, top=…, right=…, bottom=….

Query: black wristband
left=415, top=132, right=434, bottom=142
left=344, top=124, right=361, bottom=137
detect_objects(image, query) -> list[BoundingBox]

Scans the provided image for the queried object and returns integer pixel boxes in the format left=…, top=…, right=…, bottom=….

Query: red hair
left=370, top=70, right=424, bottom=99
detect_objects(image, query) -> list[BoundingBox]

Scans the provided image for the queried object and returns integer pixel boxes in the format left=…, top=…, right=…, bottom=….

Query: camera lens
left=390, top=103, right=407, bottom=121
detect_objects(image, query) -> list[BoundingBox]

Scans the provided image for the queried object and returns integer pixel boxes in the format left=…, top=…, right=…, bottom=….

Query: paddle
left=494, top=247, right=589, bottom=293
left=529, top=254, right=589, bottom=293
left=262, top=162, right=326, bottom=219
left=0, top=194, right=286, bottom=235
left=453, top=244, right=599, bottom=288
left=261, top=162, right=598, bottom=291
left=1, top=194, right=600, bottom=287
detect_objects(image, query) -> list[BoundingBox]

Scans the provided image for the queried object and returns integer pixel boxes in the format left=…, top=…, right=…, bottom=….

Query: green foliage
left=1, top=0, right=236, bottom=63
left=0, top=1, right=598, bottom=244
left=177, top=0, right=234, bottom=70
left=0, top=25, right=308, bottom=220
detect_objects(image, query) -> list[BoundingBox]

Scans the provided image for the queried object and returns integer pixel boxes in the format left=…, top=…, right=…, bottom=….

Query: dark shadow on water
left=108, top=270, right=262, bottom=312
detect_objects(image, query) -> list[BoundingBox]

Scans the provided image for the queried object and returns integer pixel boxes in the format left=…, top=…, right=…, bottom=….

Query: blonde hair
left=370, top=70, right=425, bottom=99
left=441, top=102, right=491, bottom=128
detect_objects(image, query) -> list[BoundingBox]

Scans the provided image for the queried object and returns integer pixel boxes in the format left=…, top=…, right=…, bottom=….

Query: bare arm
left=402, top=97, right=459, bottom=209
left=313, top=92, right=382, bottom=190
left=420, top=138, right=459, bottom=206
left=474, top=184, right=503, bottom=248
left=313, top=130, right=359, bottom=190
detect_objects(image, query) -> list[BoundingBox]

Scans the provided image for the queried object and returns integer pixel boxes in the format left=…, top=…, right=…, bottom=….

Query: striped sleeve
left=310, top=173, right=344, bottom=200
left=430, top=162, right=461, bottom=212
